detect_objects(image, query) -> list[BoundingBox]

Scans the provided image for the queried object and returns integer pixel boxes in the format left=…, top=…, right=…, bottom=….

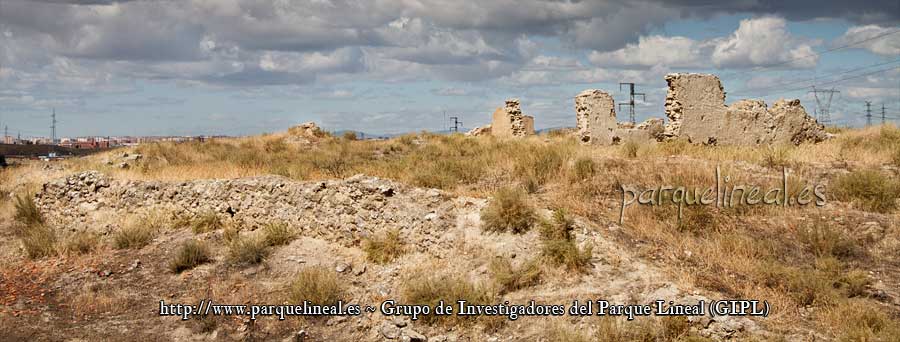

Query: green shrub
left=362, top=228, right=406, bottom=264
left=287, top=267, right=346, bottom=305
left=343, top=131, right=358, bottom=141
left=169, top=240, right=212, bottom=273
left=832, top=169, right=900, bottom=213
left=480, top=188, right=536, bottom=234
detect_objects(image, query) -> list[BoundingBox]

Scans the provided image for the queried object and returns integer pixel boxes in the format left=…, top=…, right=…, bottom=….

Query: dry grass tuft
left=190, top=211, right=225, bottom=234
left=112, top=222, right=156, bottom=250
left=362, top=228, right=406, bottom=264
left=480, top=187, right=536, bottom=234
left=262, top=221, right=295, bottom=247
left=227, top=235, right=270, bottom=265
left=489, top=257, right=541, bottom=294
left=401, top=271, right=494, bottom=325
left=832, top=169, right=900, bottom=213
left=539, top=210, right=592, bottom=272
left=620, top=140, right=640, bottom=158
left=169, top=240, right=213, bottom=273
left=61, top=231, right=99, bottom=255
left=15, top=223, right=57, bottom=259
left=287, top=266, right=346, bottom=305
left=571, top=157, right=596, bottom=182
left=13, top=193, right=44, bottom=227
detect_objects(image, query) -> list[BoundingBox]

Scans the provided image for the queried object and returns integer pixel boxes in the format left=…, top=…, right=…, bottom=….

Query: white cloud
left=833, top=25, right=900, bottom=56
left=588, top=35, right=707, bottom=68
left=711, top=17, right=818, bottom=68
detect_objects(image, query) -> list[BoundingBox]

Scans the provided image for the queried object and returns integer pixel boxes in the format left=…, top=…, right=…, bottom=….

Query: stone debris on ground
left=34, top=171, right=459, bottom=252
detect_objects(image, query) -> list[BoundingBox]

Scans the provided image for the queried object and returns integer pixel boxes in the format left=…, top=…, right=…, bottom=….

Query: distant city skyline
left=1, top=0, right=899, bottom=137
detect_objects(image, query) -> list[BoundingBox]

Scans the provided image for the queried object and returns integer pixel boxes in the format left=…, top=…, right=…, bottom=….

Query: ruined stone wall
left=490, top=99, right=534, bottom=137
left=663, top=73, right=827, bottom=145
left=34, top=171, right=462, bottom=251
left=575, top=89, right=617, bottom=144
left=575, top=89, right=664, bottom=145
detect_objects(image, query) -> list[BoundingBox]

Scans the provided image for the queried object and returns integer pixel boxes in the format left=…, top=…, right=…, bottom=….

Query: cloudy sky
left=1, top=0, right=899, bottom=137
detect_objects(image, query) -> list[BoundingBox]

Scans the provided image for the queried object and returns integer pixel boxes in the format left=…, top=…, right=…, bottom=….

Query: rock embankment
left=35, top=171, right=464, bottom=251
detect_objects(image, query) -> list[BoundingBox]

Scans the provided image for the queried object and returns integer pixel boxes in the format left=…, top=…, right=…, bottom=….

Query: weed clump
left=401, top=272, right=494, bottom=325
left=832, top=169, right=900, bottom=213
left=571, top=157, right=596, bottom=182
left=262, top=221, right=295, bottom=246
left=227, top=235, right=270, bottom=265
left=14, top=194, right=44, bottom=227
left=112, top=222, right=156, bottom=249
left=169, top=240, right=212, bottom=273
left=287, top=266, right=346, bottom=305
left=11, top=193, right=57, bottom=258
left=481, top=188, right=536, bottom=234
left=362, top=228, right=406, bottom=264
left=62, top=231, right=99, bottom=255
left=539, top=210, right=592, bottom=272
left=489, top=257, right=541, bottom=294
left=191, top=211, right=224, bottom=234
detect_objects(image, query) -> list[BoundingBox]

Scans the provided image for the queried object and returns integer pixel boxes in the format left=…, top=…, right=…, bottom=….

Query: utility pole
left=449, top=116, right=462, bottom=133
left=618, top=83, right=645, bottom=124
left=865, top=101, right=872, bottom=127
left=809, top=86, right=839, bottom=124
left=882, top=104, right=886, bottom=125
left=51, top=108, right=57, bottom=143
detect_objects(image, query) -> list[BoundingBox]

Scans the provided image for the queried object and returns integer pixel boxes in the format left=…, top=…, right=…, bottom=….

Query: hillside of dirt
left=1, top=125, right=899, bottom=341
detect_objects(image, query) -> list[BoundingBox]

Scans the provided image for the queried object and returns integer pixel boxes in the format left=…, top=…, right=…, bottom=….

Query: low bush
left=489, top=257, right=541, bottom=294
left=227, top=235, right=270, bottom=265
left=262, top=221, right=295, bottom=246
left=112, top=223, right=156, bottom=249
left=169, top=240, right=212, bottom=273
left=287, top=266, right=346, bottom=305
left=191, top=211, right=224, bottom=234
left=481, top=188, right=536, bottom=234
left=832, top=169, right=900, bottom=213
left=362, top=228, right=406, bottom=264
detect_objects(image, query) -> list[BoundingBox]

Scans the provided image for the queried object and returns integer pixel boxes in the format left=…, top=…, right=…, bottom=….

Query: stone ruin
left=574, top=73, right=828, bottom=146
left=575, top=89, right=664, bottom=145
left=663, top=73, right=828, bottom=145
left=487, top=99, right=535, bottom=138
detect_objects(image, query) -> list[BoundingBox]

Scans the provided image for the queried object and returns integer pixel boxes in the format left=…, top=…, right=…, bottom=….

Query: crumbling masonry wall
left=664, top=73, right=828, bottom=145
left=491, top=99, right=535, bottom=138
left=575, top=89, right=664, bottom=145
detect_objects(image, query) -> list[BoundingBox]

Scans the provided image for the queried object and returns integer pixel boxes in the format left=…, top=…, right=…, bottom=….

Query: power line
left=731, top=58, right=900, bottom=97
left=721, top=27, right=900, bottom=80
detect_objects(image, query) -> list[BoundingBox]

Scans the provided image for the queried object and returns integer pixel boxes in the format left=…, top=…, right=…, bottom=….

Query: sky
left=1, top=0, right=899, bottom=138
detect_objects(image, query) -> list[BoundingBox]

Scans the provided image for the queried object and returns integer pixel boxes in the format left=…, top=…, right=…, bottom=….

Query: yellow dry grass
left=2, top=124, right=898, bottom=339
